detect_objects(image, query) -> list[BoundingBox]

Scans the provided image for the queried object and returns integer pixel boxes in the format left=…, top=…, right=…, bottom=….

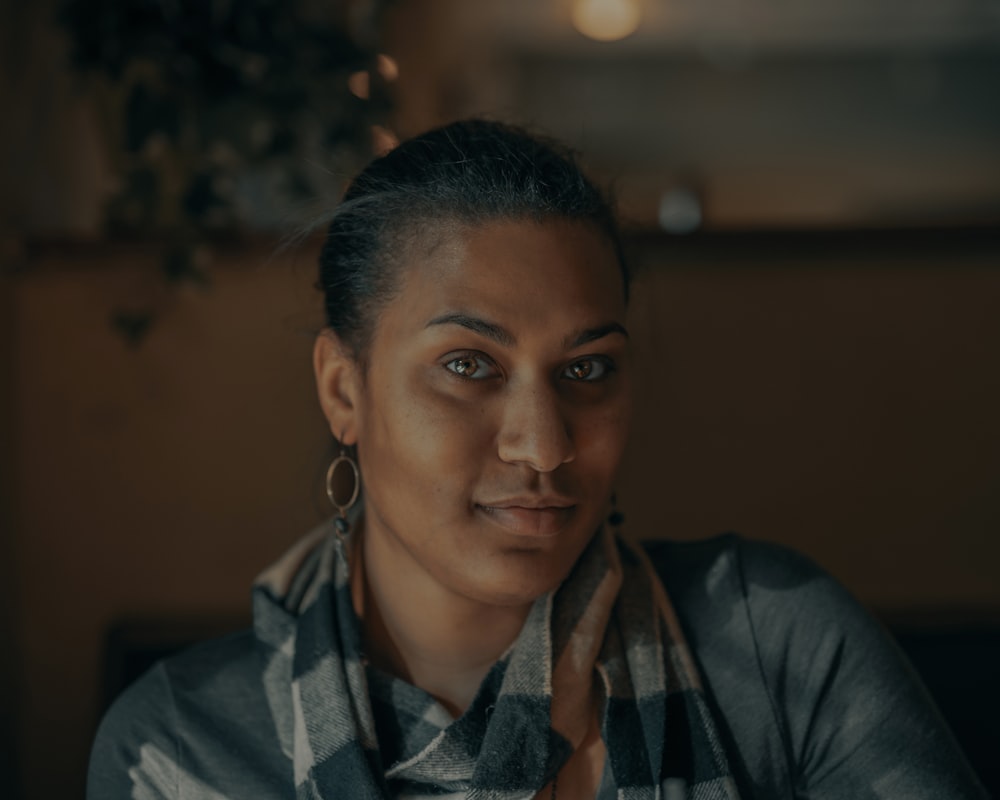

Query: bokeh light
left=571, top=0, right=642, bottom=42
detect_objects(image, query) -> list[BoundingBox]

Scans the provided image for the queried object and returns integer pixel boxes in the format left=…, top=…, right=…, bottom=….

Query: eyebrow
left=565, top=322, right=630, bottom=349
left=426, top=313, right=629, bottom=350
left=425, top=313, right=516, bottom=347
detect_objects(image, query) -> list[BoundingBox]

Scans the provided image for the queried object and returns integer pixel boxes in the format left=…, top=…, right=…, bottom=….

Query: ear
left=313, top=330, right=362, bottom=446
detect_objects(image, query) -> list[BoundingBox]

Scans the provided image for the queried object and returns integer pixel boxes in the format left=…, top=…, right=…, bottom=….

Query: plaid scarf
left=253, top=523, right=741, bottom=799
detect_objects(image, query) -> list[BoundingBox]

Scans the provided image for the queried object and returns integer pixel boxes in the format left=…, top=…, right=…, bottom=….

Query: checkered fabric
left=253, top=523, right=741, bottom=799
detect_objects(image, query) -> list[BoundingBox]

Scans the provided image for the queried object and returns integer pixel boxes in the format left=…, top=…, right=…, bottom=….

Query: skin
left=313, top=219, right=632, bottom=756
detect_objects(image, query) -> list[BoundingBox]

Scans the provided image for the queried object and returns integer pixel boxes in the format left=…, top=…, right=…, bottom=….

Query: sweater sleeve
left=734, top=538, right=988, bottom=800
left=87, top=631, right=292, bottom=799
left=87, top=661, right=180, bottom=799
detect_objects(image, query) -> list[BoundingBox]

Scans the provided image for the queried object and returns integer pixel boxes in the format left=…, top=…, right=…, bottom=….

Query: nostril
left=497, top=424, right=575, bottom=473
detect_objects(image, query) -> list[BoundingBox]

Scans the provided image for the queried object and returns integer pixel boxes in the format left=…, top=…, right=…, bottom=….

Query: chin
left=451, top=543, right=585, bottom=607
left=463, top=580, right=561, bottom=609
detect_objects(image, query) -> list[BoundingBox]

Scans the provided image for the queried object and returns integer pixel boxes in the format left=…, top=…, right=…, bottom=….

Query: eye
left=564, top=357, right=612, bottom=382
left=443, top=352, right=498, bottom=380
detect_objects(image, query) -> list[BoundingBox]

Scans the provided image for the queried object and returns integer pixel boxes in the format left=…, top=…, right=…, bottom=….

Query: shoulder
left=641, top=534, right=988, bottom=799
left=88, top=629, right=291, bottom=799
left=88, top=655, right=178, bottom=798
left=643, top=533, right=925, bottom=705
left=642, top=532, right=830, bottom=599
left=642, top=533, right=869, bottom=652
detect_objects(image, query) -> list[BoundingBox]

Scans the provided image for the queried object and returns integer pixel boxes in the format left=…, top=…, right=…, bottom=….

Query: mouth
left=475, top=498, right=577, bottom=537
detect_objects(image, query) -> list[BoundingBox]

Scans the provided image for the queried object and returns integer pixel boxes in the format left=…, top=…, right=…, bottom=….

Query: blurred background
left=1, top=0, right=999, bottom=797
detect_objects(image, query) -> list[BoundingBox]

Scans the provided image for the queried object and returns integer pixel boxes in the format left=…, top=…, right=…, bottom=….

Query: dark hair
left=318, top=119, right=629, bottom=360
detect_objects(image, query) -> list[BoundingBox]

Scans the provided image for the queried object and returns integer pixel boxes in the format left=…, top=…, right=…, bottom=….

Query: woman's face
left=321, top=218, right=632, bottom=608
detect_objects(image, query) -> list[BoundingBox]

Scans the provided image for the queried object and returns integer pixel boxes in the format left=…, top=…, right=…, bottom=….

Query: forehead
left=380, top=219, right=626, bottom=342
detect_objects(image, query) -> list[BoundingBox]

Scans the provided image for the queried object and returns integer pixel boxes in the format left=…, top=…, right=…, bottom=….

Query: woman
left=88, top=120, right=987, bottom=799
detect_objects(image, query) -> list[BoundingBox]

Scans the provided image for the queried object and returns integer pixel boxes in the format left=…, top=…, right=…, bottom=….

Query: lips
left=475, top=497, right=577, bottom=537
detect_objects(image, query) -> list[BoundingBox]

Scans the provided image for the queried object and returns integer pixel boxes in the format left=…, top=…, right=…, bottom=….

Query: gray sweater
left=88, top=535, right=988, bottom=798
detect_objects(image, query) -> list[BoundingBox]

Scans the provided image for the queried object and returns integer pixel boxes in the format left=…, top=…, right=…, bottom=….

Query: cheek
left=360, top=372, right=498, bottom=492
left=575, top=395, right=632, bottom=474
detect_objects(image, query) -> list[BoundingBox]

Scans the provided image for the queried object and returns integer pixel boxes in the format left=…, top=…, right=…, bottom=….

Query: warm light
left=371, top=124, right=399, bottom=156
left=571, top=0, right=641, bottom=42
left=348, top=55, right=397, bottom=100
left=347, top=70, right=370, bottom=99
left=376, top=53, right=399, bottom=82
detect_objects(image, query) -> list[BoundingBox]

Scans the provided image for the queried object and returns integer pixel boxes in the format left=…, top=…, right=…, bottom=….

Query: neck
left=353, top=524, right=532, bottom=718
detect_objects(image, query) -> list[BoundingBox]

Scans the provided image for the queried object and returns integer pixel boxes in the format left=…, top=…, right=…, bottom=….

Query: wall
left=1, top=246, right=22, bottom=800
left=620, top=234, right=1000, bottom=611
left=511, top=51, right=1000, bottom=228
left=12, top=242, right=331, bottom=799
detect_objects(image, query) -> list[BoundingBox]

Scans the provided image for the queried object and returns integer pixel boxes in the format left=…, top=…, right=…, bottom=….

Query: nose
left=497, top=380, right=576, bottom=472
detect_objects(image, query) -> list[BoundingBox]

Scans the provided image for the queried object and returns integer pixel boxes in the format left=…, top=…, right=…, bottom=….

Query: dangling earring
left=326, top=441, right=360, bottom=542
left=607, top=492, right=625, bottom=531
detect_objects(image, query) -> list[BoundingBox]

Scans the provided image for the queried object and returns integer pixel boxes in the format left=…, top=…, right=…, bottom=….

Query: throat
left=353, top=533, right=532, bottom=717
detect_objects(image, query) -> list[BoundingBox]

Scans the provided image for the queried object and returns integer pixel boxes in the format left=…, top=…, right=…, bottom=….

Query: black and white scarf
left=253, top=522, right=741, bottom=799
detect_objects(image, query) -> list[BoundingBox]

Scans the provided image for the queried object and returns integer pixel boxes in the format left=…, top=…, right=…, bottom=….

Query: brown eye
left=444, top=353, right=496, bottom=380
left=563, top=358, right=612, bottom=382
left=569, top=360, right=593, bottom=380
left=449, top=356, right=479, bottom=376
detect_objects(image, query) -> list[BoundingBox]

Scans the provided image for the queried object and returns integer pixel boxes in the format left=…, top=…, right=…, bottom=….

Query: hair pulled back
left=318, top=119, right=629, bottom=360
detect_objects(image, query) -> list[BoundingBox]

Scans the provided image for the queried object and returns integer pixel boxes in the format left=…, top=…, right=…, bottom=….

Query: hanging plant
left=60, top=0, right=394, bottom=342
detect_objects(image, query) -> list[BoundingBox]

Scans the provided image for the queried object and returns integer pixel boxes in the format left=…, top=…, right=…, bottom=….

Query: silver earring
left=326, top=444, right=360, bottom=541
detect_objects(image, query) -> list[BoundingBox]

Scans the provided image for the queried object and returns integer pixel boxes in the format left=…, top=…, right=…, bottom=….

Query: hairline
left=345, top=211, right=629, bottom=373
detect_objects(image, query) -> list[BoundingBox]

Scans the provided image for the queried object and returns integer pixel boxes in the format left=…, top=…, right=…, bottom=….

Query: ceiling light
left=658, top=188, right=702, bottom=234
left=572, top=0, right=641, bottom=42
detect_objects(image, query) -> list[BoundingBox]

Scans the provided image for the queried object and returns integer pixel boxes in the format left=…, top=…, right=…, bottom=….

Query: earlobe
left=313, top=330, right=361, bottom=445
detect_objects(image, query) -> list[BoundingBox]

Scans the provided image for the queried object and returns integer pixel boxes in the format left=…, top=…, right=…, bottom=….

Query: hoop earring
left=326, top=444, right=360, bottom=541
